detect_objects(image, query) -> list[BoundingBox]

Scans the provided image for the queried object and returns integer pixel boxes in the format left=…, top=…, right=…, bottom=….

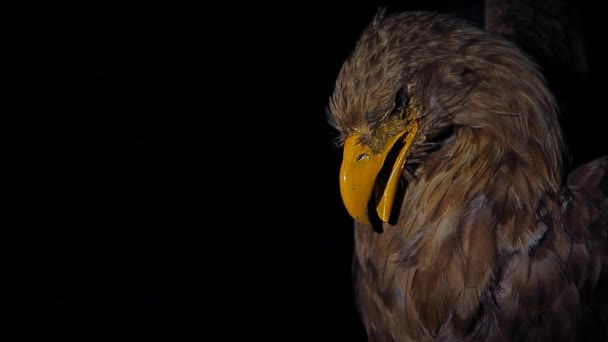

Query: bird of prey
left=327, top=8, right=608, bottom=342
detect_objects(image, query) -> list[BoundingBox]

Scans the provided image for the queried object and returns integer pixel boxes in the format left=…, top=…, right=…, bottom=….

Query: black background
left=19, top=0, right=607, bottom=340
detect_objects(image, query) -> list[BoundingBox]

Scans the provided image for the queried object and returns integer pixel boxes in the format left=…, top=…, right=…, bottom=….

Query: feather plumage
left=329, top=9, right=608, bottom=342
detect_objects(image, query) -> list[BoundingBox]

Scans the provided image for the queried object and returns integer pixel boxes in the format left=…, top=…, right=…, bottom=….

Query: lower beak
left=339, top=122, right=418, bottom=224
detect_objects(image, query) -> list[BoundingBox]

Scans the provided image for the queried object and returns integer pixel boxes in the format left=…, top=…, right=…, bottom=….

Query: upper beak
left=339, top=122, right=418, bottom=224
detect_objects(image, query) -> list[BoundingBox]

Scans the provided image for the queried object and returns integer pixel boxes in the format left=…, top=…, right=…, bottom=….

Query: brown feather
left=330, top=11, right=608, bottom=342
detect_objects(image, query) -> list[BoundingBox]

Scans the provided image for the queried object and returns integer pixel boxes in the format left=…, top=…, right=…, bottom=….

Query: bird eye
left=393, top=87, right=409, bottom=119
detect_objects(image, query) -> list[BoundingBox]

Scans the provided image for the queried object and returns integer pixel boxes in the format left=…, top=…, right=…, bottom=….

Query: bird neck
left=401, top=126, right=561, bottom=250
left=353, top=127, right=565, bottom=336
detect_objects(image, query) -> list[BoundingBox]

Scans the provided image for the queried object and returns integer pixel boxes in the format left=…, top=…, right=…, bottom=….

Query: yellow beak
left=339, top=122, right=418, bottom=224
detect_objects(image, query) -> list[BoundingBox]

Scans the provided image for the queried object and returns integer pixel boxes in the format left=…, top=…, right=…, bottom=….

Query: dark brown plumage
left=328, top=10, right=608, bottom=342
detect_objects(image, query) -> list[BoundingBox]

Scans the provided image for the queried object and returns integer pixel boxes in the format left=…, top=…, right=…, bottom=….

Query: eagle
left=327, top=9, right=608, bottom=342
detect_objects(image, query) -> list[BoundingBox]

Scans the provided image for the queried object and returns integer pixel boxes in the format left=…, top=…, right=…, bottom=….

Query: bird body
left=328, top=11, right=607, bottom=341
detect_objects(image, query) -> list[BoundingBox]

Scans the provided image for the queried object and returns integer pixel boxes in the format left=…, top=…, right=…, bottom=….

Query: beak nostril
left=356, top=153, right=369, bottom=162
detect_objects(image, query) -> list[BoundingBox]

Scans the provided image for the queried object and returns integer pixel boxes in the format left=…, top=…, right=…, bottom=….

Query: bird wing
left=565, top=156, right=608, bottom=336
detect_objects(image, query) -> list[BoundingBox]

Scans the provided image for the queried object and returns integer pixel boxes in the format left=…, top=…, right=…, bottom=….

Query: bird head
left=328, top=11, right=564, bottom=225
